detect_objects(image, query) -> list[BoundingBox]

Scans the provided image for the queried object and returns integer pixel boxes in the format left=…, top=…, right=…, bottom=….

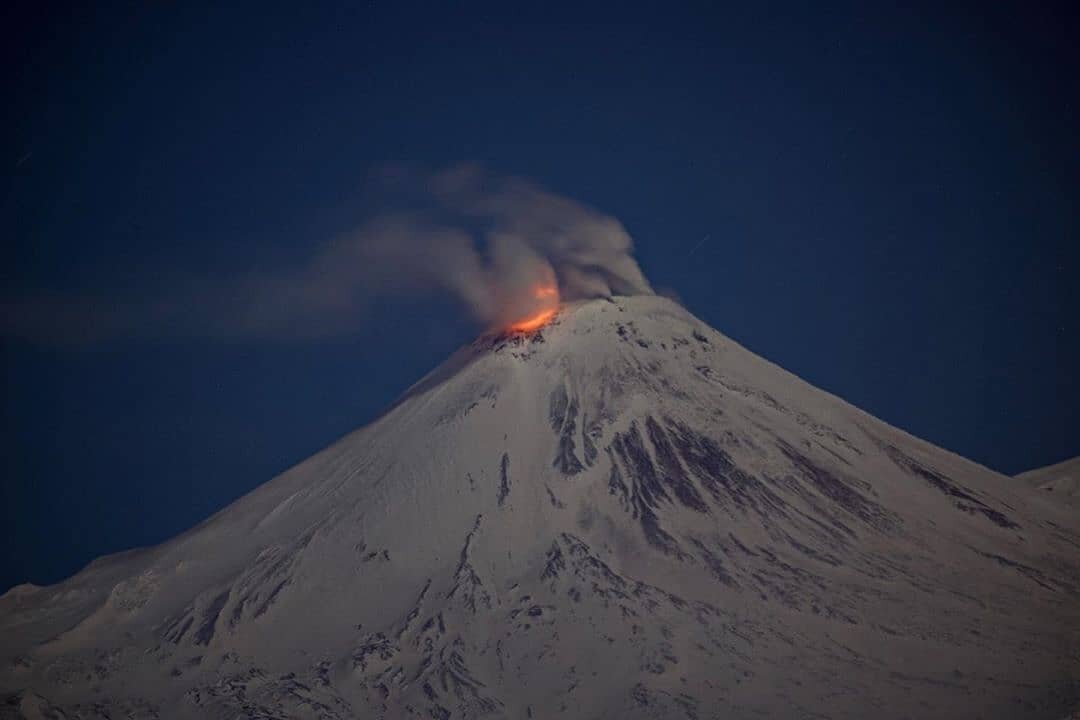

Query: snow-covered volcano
left=2, top=296, right=1078, bottom=719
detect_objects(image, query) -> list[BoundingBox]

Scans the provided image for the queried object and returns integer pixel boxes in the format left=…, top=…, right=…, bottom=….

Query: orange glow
left=506, top=283, right=560, bottom=332
left=509, top=307, right=557, bottom=332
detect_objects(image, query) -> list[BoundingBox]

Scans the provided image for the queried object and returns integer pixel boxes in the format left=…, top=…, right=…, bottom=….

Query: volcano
left=2, top=296, right=1078, bottom=719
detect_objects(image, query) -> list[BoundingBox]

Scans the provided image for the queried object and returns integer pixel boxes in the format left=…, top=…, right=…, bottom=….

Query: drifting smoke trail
left=1, top=165, right=654, bottom=343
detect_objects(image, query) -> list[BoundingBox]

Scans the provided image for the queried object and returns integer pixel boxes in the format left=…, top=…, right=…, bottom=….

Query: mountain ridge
left=1018, top=457, right=1080, bottom=504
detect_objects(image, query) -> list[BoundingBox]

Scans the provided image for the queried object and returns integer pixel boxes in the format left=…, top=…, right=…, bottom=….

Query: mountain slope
left=2, top=295, right=1078, bottom=719
left=1018, top=457, right=1080, bottom=505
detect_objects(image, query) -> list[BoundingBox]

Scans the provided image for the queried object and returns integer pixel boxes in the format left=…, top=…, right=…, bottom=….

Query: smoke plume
left=2, top=165, right=653, bottom=343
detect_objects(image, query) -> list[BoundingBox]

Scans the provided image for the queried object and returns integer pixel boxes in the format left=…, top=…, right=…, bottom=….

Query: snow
left=1017, top=456, right=1080, bottom=505
left=1, top=295, right=1078, bottom=719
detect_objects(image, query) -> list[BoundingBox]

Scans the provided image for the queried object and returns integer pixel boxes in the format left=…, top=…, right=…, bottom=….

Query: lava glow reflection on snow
left=507, top=284, right=559, bottom=332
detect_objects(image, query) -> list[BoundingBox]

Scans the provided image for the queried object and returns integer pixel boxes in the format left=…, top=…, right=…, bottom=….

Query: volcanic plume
left=0, top=166, right=652, bottom=343
left=230, top=166, right=654, bottom=339
left=382, top=164, right=652, bottom=333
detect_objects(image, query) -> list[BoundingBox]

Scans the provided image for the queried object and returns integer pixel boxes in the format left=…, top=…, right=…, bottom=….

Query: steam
left=2, top=165, right=653, bottom=343
left=428, top=165, right=653, bottom=307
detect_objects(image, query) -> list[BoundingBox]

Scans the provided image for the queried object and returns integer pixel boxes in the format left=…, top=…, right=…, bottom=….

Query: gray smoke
left=2, top=165, right=653, bottom=343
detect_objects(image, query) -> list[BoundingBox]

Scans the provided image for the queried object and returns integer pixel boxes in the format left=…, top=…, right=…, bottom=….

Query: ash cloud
left=2, top=165, right=653, bottom=344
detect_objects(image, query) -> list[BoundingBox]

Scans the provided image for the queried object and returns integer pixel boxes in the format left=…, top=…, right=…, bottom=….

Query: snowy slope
left=1, top=295, right=1078, bottom=719
left=1018, top=457, right=1080, bottom=505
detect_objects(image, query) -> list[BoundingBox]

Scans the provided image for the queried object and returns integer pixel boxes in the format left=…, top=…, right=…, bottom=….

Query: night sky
left=2, top=2, right=1076, bottom=593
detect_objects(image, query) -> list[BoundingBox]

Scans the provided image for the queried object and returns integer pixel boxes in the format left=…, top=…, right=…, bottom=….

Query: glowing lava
left=508, top=307, right=557, bottom=332
left=507, top=284, right=559, bottom=332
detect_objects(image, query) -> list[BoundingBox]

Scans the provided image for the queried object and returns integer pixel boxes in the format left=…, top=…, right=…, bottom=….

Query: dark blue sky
left=2, top=2, right=1076, bottom=592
